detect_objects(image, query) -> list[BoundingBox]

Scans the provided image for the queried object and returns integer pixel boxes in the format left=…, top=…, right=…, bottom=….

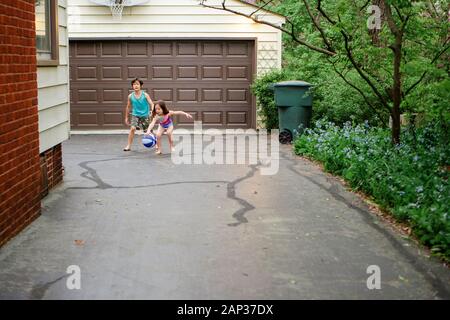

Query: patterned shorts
left=130, top=115, right=150, bottom=130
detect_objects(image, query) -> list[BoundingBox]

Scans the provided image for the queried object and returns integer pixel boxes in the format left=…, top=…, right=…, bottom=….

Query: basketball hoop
left=89, top=0, right=149, bottom=20
left=109, top=0, right=128, bottom=20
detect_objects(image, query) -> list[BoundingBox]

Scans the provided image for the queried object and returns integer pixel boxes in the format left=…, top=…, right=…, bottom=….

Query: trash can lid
left=273, top=80, right=312, bottom=87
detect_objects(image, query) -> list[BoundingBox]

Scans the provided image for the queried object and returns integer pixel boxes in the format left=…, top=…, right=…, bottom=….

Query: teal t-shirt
left=130, top=92, right=150, bottom=117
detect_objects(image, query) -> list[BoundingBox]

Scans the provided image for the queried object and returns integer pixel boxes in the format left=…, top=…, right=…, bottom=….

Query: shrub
left=251, top=52, right=389, bottom=129
left=251, top=69, right=288, bottom=129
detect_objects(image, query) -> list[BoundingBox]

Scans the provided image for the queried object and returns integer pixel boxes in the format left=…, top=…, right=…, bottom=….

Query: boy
left=123, top=78, right=154, bottom=151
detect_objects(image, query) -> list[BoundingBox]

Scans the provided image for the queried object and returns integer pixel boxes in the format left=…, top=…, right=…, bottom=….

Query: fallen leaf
left=74, top=240, right=85, bottom=246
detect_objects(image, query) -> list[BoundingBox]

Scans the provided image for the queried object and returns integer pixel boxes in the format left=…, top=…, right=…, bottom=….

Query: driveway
left=0, top=134, right=449, bottom=299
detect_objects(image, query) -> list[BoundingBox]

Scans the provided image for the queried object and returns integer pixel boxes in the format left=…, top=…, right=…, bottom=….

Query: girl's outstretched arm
left=169, top=110, right=193, bottom=119
left=146, top=117, right=157, bottom=134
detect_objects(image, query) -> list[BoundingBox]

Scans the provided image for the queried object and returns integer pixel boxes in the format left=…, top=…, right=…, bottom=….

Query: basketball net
left=109, top=0, right=128, bottom=20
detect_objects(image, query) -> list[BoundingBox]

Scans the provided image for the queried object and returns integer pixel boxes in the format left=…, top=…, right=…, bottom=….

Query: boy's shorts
left=130, top=115, right=150, bottom=130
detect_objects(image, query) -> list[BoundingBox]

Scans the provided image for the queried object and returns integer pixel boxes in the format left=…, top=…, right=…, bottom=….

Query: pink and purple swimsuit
left=159, top=114, right=173, bottom=129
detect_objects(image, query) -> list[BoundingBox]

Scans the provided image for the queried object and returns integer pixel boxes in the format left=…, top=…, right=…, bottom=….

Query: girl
left=146, top=100, right=192, bottom=154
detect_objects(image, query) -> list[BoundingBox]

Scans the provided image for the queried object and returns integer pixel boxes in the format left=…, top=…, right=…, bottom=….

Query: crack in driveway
left=227, top=165, right=258, bottom=227
left=72, top=157, right=257, bottom=227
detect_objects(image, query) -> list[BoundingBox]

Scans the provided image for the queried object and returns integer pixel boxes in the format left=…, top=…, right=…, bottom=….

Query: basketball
left=142, top=133, right=157, bottom=148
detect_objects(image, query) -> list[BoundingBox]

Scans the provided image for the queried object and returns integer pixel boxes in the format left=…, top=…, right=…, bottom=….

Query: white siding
left=67, top=0, right=284, bottom=73
left=38, top=0, right=70, bottom=153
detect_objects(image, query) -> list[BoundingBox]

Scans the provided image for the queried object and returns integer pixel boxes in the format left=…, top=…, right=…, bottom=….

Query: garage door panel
left=101, top=42, right=123, bottom=57
left=202, top=66, right=223, bottom=79
left=76, top=66, right=98, bottom=80
left=78, top=113, right=99, bottom=126
left=226, top=66, right=249, bottom=80
left=152, top=88, right=173, bottom=102
left=77, top=89, right=98, bottom=103
left=74, top=42, right=97, bottom=57
left=72, top=105, right=126, bottom=112
left=226, top=42, right=250, bottom=57
left=177, top=42, right=198, bottom=56
left=152, top=66, right=174, bottom=80
left=101, top=66, right=122, bottom=80
left=201, top=42, right=224, bottom=56
left=152, top=42, right=173, bottom=56
left=102, top=89, right=123, bottom=103
left=177, top=66, right=198, bottom=80
left=126, top=41, right=148, bottom=57
left=202, top=89, right=223, bottom=102
left=202, top=112, right=223, bottom=125
left=103, top=112, right=124, bottom=126
left=177, top=89, right=198, bottom=102
left=226, top=89, right=248, bottom=103
left=176, top=111, right=197, bottom=125
left=70, top=40, right=254, bottom=129
left=127, top=66, right=148, bottom=80
left=227, top=111, right=247, bottom=124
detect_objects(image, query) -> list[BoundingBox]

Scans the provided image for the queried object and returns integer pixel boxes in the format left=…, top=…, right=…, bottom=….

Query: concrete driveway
left=0, top=134, right=449, bottom=299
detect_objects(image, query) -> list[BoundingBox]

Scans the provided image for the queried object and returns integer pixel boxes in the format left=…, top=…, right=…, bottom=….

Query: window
left=35, top=0, right=59, bottom=66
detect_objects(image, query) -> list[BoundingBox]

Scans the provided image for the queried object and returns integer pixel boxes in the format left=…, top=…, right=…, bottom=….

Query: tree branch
left=392, top=4, right=405, bottom=23
left=200, top=0, right=336, bottom=56
left=341, top=31, right=391, bottom=110
left=359, top=0, right=371, bottom=12
left=329, top=58, right=388, bottom=127
left=249, top=0, right=275, bottom=17
left=404, top=43, right=450, bottom=97
left=301, top=0, right=333, bottom=52
left=384, top=2, right=400, bottom=36
left=317, top=0, right=336, bottom=25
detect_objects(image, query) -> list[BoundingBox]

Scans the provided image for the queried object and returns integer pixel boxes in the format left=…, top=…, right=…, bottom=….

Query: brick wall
left=40, top=144, right=63, bottom=198
left=0, top=0, right=41, bottom=247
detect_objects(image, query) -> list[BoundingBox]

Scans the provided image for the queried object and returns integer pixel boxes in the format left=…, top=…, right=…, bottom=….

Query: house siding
left=67, top=0, right=284, bottom=74
left=38, top=0, right=70, bottom=154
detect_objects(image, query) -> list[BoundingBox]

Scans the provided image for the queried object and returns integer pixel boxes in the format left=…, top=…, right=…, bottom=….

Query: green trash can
left=273, top=81, right=313, bottom=144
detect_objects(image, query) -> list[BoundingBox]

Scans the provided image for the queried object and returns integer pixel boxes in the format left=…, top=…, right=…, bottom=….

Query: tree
left=200, top=0, right=449, bottom=144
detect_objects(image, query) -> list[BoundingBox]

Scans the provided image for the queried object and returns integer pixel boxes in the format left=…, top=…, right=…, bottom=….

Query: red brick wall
left=40, top=144, right=63, bottom=198
left=0, top=1, right=41, bottom=247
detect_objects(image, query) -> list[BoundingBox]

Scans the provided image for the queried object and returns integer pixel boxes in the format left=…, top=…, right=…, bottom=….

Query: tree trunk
left=391, top=29, right=403, bottom=144
left=383, top=1, right=404, bottom=144
left=391, top=107, right=401, bottom=145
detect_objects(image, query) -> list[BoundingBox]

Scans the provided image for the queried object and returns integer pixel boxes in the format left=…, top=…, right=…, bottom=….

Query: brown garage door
left=69, top=40, right=255, bottom=129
